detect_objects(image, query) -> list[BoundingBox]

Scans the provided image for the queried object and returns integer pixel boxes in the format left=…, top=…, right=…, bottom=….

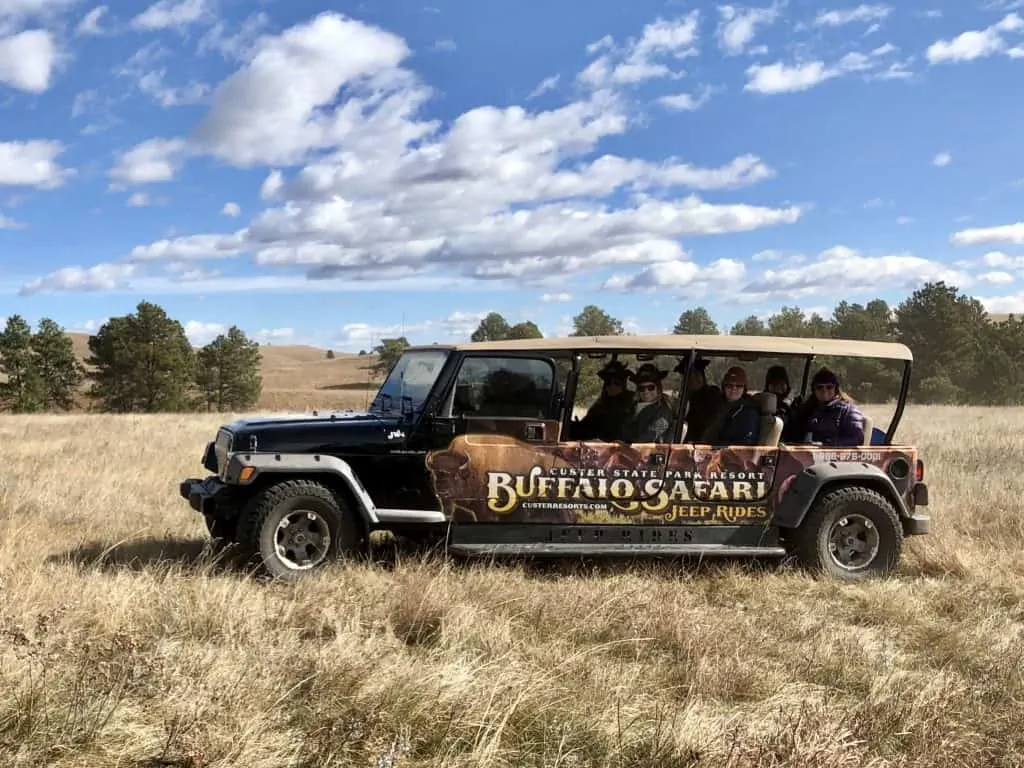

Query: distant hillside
left=64, top=332, right=385, bottom=412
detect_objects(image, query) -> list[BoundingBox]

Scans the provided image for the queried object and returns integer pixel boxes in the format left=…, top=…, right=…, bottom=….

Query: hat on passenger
left=631, top=363, right=668, bottom=385
left=811, top=367, right=839, bottom=388
left=673, top=356, right=711, bottom=375
left=765, top=365, right=789, bottom=386
left=597, top=359, right=632, bottom=382
left=722, top=366, right=748, bottom=388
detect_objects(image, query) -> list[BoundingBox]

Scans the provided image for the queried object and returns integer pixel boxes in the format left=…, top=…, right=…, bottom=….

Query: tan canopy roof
left=406, top=333, right=913, bottom=361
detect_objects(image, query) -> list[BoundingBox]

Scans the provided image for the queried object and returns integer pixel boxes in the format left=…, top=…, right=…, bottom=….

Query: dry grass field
left=1, top=404, right=1022, bottom=767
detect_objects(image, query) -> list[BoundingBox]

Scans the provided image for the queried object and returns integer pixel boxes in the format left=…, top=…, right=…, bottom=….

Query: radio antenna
left=363, top=331, right=375, bottom=410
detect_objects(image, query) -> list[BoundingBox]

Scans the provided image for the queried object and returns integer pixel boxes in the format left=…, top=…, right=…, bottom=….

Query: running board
left=447, top=543, right=788, bottom=558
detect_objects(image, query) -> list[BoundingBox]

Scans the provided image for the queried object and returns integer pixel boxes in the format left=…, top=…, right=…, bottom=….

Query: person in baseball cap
left=700, top=365, right=762, bottom=445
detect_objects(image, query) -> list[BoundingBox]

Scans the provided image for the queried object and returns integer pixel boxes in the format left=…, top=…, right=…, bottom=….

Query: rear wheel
left=237, top=479, right=366, bottom=581
left=793, top=485, right=903, bottom=580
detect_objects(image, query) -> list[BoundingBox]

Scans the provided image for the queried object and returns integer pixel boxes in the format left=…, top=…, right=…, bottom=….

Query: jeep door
left=423, top=353, right=572, bottom=524
left=671, top=428, right=782, bottom=527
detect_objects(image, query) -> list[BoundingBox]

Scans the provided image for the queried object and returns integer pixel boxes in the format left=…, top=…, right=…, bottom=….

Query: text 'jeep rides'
left=179, top=334, right=930, bottom=581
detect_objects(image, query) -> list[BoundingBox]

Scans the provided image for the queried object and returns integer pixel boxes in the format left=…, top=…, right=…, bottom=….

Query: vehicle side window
left=452, top=356, right=554, bottom=419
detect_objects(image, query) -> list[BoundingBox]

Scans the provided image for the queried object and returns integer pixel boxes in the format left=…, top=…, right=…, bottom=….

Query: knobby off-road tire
left=236, top=479, right=365, bottom=581
left=793, top=485, right=903, bottom=581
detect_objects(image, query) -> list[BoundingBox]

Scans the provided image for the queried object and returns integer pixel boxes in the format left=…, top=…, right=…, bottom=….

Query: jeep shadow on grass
left=179, top=333, right=930, bottom=582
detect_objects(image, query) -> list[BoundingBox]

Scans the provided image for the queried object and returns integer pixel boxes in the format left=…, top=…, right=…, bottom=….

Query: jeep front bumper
left=180, top=475, right=230, bottom=516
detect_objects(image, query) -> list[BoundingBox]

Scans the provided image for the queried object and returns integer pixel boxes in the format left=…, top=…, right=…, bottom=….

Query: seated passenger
left=674, top=356, right=718, bottom=442
left=763, top=365, right=794, bottom=422
left=621, top=363, right=675, bottom=443
left=703, top=366, right=761, bottom=445
left=575, top=360, right=635, bottom=441
left=784, top=368, right=865, bottom=446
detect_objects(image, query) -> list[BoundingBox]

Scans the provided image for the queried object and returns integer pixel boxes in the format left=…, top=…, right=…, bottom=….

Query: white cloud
left=813, top=5, right=891, bottom=26
left=127, top=232, right=247, bottom=261
left=108, top=138, right=189, bottom=185
left=24, top=12, right=803, bottom=296
left=980, top=271, right=1015, bottom=284
left=978, top=290, right=1024, bottom=314
left=527, top=74, right=559, bottom=99
left=744, top=43, right=901, bottom=93
left=657, top=87, right=712, bottom=111
left=0, top=140, right=70, bottom=188
left=185, top=321, right=296, bottom=346
left=127, top=192, right=149, bottom=207
left=20, top=263, right=137, bottom=295
left=221, top=201, right=240, bottom=217
left=541, top=292, right=573, bottom=302
left=190, top=12, right=416, bottom=168
left=0, top=0, right=77, bottom=35
left=0, top=29, right=57, bottom=93
left=197, top=12, right=270, bottom=61
left=577, top=12, right=700, bottom=90
left=717, top=3, right=782, bottom=56
left=131, top=0, right=212, bottom=31
left=980, top=250, right=1024, bottom=268
left=333, top=310, right=489, bottom=350
left=184, top=320, right=228, bottom=346
left=138, top=70, right=209, bottom=107
left=735, top=245, right=971, bottom=300
left=603, top=256, right=746, bottom=299
left=75, top=6, right=107, bottom=36
left=932, top=151, right=951, bottom=166
left=951, top=223, right=1024, bottom=246
left=253, top=327, right=295, bottom=344
left=0, top=212, right=25, bottom=229
left=926, top=13, right=1024, bottom=64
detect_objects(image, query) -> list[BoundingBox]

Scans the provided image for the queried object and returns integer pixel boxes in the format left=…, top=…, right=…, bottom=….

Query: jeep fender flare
left=772, top=461, right=909, bottom=529
left=225, top=451, right=382, bottom=527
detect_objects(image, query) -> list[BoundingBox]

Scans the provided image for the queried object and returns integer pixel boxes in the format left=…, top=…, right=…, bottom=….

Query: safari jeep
left=179, top=334, right=930, bottom=581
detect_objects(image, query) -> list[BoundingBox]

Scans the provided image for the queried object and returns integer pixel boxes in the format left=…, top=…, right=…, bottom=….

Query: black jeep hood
left=222, top=410, right=408, bottom=455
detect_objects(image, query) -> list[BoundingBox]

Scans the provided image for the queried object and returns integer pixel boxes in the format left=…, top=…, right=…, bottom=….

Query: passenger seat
left=755, top=391, right=784, bottom=447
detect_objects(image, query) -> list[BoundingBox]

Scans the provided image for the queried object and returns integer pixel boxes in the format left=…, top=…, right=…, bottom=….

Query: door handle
left=648, top=452, right=666, bottom=466
left=524, top=423, right=544, bottom=441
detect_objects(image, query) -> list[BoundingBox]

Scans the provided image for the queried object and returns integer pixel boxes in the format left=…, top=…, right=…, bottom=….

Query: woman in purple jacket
left=784, top=368, right=865, bottom=447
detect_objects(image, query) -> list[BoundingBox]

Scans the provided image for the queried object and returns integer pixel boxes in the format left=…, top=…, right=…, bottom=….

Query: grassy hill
left=65, top=332, right=384, bottom=412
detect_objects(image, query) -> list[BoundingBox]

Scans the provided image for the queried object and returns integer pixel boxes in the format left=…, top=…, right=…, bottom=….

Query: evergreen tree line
left=0, top=301, right=262, bottom=414
left=373, top=281, right=1024, bottom=406
left=0, top=281, right=1017, bottom=413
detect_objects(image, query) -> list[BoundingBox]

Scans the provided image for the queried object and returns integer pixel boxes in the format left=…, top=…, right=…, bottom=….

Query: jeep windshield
left=368, top=348, right=449, bottom=416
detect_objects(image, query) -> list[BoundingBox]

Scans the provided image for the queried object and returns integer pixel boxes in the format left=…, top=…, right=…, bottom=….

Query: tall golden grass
left=0, top=405, right=1021, bottom=766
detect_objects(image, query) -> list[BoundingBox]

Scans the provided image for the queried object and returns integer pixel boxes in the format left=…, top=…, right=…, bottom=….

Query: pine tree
left=0, top=315, right=45, bottom=412
left=86, top=302, right=197, bottom=412
left=196, top=326, right=262, bottom=411
left=31, top=318, right=85, bottom=410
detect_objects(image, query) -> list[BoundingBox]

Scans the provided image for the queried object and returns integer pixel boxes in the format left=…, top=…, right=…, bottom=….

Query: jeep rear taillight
left=915, top=459, right=924, bottom=482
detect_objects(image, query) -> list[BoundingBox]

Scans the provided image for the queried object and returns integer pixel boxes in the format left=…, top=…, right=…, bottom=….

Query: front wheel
left=792, top=485, right=904, bottom=580
left=237, top=479, right=365, bottom=581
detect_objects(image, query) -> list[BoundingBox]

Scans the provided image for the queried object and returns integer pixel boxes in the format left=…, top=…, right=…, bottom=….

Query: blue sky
left=2, top=0, right=1024, bottom=351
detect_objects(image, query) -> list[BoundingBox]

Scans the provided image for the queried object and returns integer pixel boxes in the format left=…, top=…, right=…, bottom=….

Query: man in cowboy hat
left=674, top=356, right=719, bottom=443
left=574, top=358, right=635, bottom=441
left=621, top=363, right=676, bottom=443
